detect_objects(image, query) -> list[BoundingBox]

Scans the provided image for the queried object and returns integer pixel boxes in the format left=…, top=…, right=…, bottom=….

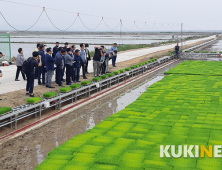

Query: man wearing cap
left=64, top=48, right=74, bottom=85
left=52, top=42, right=59, bottom=58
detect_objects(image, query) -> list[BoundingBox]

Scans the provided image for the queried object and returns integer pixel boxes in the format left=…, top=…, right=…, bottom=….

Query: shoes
left=46, top=85, right=49, bottom=87
left=15, top=79, right=20, bottom=81
left=29, top=94, right=35, bottom=97
left=42, top=83, right=46, bottom=85
left=26, top=93, right=29, bottom=96
left=49, top=86, right=55, bottom=88
left=66, top=83, right=72, bottom=85
left=85, top=72, right=89, bottom=74
left=83, top=77, right=87, bottom=79
left=113, top=66, right=117, bottom=67
left=0, top=99, right=2, bottom=101
left=38, top=83, right=42, bottom=85
left=73, top=81, right=76, bottom=83
left=62, top=80, right=65, bottom=82
left=24, top=78, right=27, bottom=80
left=59, top=85, right=64, bottom=87
left=77, top=80, right=81, bottom=82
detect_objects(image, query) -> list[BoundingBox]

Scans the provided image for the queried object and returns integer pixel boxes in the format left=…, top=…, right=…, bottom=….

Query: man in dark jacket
left=55, top=49, right=66, bottom=87
left=85, top=44, right=91, bottom=74
left=175, top=43, right=180, bottom=59
left=38, top=45, right=46, bottom=85
left=52, top=42, right=59, bottom=58
left=26, top=52, right=42, bottom=97
left=45, top=48, right=55, bottom=88
left=73, top=49, right=85, bottom=83
left=0, top=52, right=3, bottom=100
left=64, top=48, right=74, bottom=85
left=93, top=46, right=104, bottom=77
left=64, top=42, right=68, bottom=50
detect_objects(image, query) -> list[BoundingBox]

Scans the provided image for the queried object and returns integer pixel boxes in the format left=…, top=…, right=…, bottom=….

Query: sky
left=0, top=0, right=221, bottom=32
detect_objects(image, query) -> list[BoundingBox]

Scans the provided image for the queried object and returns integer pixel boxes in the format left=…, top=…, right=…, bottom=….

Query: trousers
left=66, top=64, right=72, bottom=84
left=15, top=66, right=26, bottom=80
left=26, top=73, right=35, bottom=94
left=46, top=70, right=54, bottom=87
left=38, top=66, right=46, bottom=84
left=93, top=60, right=101, bottom=77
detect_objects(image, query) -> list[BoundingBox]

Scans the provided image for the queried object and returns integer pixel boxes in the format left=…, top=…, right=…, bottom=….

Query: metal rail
left=183, top=38, right=217, bottom=52
left=0, top=55, right=175, bottom=129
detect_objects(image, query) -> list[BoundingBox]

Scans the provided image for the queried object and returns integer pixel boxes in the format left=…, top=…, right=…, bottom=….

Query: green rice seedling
left=211, top=52, right=217, bottom=53
left=119, top=69, right=125, bottom=73
left=125, top=67, right=131, bottom=71
left=78, top=145, right=103, bottom=154
left=43, top=92, right=57, bottom=98
left=114, top=71, right=120, bottom=75
left=101, top=75, right=109, bottom=79
left=90, top=164, right=117, bottom=170
left=93, top=77, right=102, bottom=82
left=194, top=51, right=199, bottom=53
left=70, top=84, right=81, bottom=89
left=81, top=81, right=91, bottom=85
left=0, top=107, right=12, bottom=115
left=202, top=51, right=208, bottom=53
left=107, top=73, right=115, bottom=77
left=27, top=97, right=42, bottom=104
left=130, top=66, right=136, bottom=69
left=46, top=155, right=73, bottom=160
left=60, top=87, right=72, bottom=93
left=185, top=51, right=190, bottom=52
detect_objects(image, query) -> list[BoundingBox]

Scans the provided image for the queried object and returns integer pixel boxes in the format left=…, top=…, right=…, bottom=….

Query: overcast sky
left=0, top=0, right=221, bottom=32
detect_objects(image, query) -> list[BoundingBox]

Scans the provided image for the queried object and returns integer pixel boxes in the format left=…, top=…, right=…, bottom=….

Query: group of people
left=13, top=42, right=118, bottom=97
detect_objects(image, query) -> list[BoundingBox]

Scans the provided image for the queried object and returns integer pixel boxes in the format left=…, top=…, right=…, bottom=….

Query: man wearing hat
left=0, top=52, right=4, bottom=100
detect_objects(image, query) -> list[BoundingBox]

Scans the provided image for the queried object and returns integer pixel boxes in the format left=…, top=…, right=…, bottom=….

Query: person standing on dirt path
left=45, top=48, right=55, bottom=88
left=15, top=48, right=26, bottom=81
left=80, top=43, right=87, bottom=79
left=105, top=51, right=114, bottom=73
left=38, top=45, right=46, bottom=85
left=34, top=43, right=40, bottom=79
left=52, top=42, right=59, bottom=58
left=0, top=52, right=4, bottom=100
left=111, top=43, right=118, bottom=67
left=93, top=46, right=104, bottom=77
left=175, top=43, right=180, bottom=59
left=26, top=52, right=42, bottom=97
left=84, top=44, right=91, bottom=74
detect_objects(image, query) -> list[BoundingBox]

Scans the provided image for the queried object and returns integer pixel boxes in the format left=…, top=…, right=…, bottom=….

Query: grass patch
left=81, top=81, right=91, bottom=86
left=70, top=84, right=81, bottom=89
left=93, top=77, right=102, bottom=82
left=101, top=75, right=109, bottom=79
left=119, top=69, right=125, bottom=73
left=43, top=92, right=57, bottom=98
left=60, top=87, right=72, bottom=93
left=27, top=97, right=42, bottom=104
left=0, top=107, right=12, bottom=115
left=114, top=71, right=120, bottom=75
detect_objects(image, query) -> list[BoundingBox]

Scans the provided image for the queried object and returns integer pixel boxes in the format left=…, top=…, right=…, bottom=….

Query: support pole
left=181, top=23, right=183, bottom=52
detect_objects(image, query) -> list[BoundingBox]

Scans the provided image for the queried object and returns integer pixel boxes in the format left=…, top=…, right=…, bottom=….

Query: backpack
left=22, top=57, right=31, bottom=74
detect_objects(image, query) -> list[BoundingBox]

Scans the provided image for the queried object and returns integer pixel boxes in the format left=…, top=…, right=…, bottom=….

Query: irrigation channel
left=0, top=59, right=182, bottom=170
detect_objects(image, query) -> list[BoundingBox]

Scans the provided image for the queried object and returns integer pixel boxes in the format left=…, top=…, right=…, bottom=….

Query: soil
left=0, top=39, right=212, bottom=109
